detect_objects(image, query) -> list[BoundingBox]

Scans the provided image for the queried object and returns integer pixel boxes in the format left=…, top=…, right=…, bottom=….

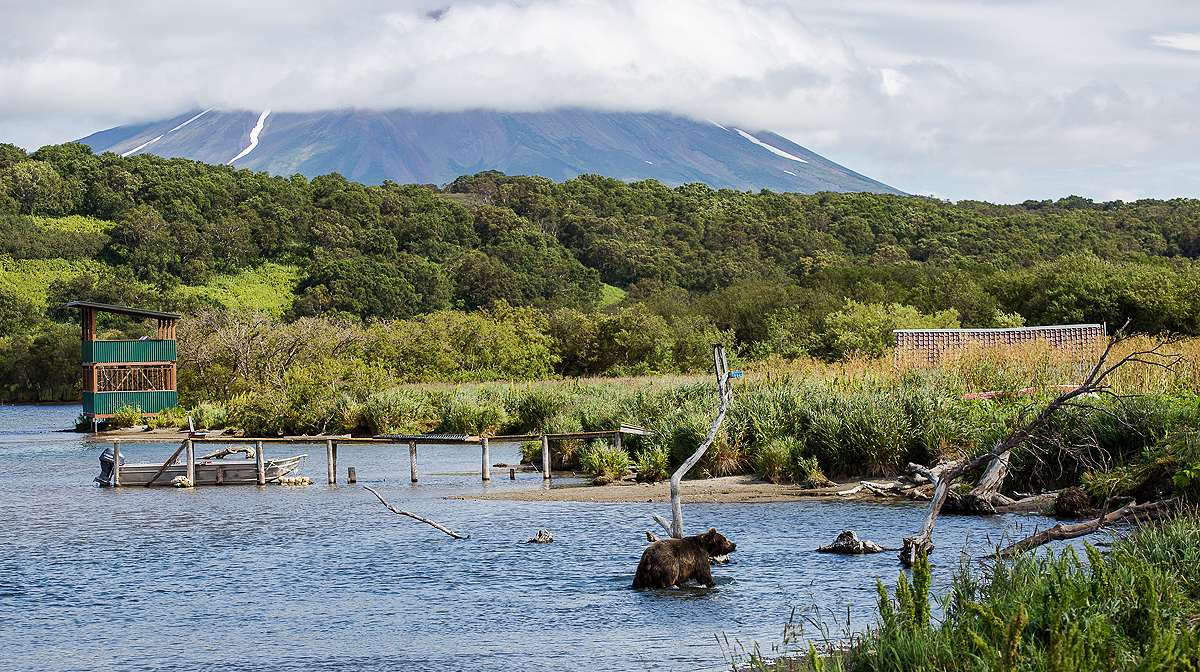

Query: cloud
left=1, top=0, right=1200, bottom=201
left=1152, top=32, right=1200, bottom=52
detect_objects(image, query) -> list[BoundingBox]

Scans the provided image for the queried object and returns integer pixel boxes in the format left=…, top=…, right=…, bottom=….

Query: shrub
left=147, top=406, right=186, bottom=430
left=332, top=394, right=366, bottom=434
left=634, top=444, right=670, bottom=482
left=109, top=403, right=143, bottom=429
left=579, top=440, right=629, bottom=479
left=192, top=401, right=227, bottom=430
left=753, top=438, right=793, bottom=483
left=435, top=390, right=507, bottom=435
left=504, top=385, right=568, bottom=433
left=365, top=387, right=433, bottom=435
left=793, top=454, right=831, bottom=487
left=543, top=412, right=584, bottom=468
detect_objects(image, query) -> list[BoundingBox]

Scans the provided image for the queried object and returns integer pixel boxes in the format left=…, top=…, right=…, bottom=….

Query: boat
left=95, top=446, right=306, bottom=486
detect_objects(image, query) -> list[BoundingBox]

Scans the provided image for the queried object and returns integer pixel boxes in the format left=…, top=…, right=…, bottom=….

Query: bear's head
left=699, top=528, right=737, bottom=557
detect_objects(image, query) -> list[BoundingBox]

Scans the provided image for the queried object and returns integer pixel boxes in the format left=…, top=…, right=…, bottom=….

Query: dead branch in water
left=364, top=486, right=469, bottom=539
left=900, top=320, right=1181, bottom=566
left=991, top=498, right=1170, bottom=558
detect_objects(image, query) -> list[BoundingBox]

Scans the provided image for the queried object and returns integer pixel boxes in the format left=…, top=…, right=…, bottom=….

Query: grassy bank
left=164, top=335, right=1200, bottom=497
left=732, top=511, right=1200, bottom=671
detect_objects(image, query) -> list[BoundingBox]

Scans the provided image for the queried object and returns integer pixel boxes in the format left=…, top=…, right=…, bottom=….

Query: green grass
left=174, top=263, right=301, bottom=316
left=600, top=283, right=626, bottom=307
left=31, top=214, right=113, bottom=234
left=0, top=256, right=110, bottom=307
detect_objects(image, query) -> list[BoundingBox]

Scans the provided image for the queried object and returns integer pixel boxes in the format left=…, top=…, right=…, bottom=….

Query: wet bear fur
left=632, top=528, right=737, bottom=588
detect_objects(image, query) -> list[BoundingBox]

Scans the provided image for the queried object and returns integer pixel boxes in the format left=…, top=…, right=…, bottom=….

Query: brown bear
left=632, top=528, right=737, bottom=588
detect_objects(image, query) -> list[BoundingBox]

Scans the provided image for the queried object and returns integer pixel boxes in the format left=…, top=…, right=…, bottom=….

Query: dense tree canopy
left=3, top=141, right=1200, bottom=400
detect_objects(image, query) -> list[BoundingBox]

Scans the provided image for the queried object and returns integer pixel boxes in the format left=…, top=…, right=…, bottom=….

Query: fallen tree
left=991, top=498, right=1170, bottom=558
left=900, top=320, right=1181, bottom=566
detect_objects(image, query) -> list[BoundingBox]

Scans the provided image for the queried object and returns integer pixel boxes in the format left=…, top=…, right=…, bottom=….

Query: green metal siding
left=83, top=340, right=176, bottom=363
left=83, top=391, right=178, bottom=416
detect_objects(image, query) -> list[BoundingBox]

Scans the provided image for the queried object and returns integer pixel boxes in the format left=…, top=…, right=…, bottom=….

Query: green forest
left=3, top=140, right=1200, bottom=401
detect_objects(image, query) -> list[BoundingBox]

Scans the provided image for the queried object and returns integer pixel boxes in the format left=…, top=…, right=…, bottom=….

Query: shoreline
left=453, top=473, right=1059, bottom=513
left=84, top=426, right=1061, bottom=514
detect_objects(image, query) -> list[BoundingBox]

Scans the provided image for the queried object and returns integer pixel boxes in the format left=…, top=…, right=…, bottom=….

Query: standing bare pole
left=653, top=344, right=735, bottom=539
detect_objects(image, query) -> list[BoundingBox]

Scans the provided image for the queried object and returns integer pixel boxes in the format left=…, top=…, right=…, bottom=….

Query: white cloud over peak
left=1, top=0, right=1199, bottom=202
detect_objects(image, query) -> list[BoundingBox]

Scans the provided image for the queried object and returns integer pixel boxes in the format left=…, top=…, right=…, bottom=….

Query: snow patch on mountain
left=122, top=134, right=164, bottom=157
left=735, top=129, right=808, bottom=163
left=229, top=110, right=270, bottom=164
left=121, top=109, right=211, bottom=157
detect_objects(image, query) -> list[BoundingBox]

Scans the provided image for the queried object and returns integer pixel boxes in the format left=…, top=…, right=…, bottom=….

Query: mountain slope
left=79, top=108, right=903, bottom=194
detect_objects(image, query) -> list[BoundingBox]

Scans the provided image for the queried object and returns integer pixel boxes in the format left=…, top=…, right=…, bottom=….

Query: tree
left=823, top=300, right=960, bottom=359
left=5, top=161, right=64, bottom=215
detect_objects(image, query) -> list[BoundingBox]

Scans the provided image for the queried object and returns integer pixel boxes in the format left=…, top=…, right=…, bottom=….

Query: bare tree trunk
left=970, top=451, right=1009, bottom=499
left=657, top=344, right=734, bottom=539
left=900, top=320, right=1178, bottom=566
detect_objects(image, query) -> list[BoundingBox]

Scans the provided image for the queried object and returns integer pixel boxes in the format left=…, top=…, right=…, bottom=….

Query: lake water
left=1, top=404, right=1064, bottom=671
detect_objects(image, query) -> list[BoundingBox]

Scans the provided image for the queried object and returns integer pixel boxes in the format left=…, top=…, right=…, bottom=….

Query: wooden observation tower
left=68, top=302, right=180, bottom=420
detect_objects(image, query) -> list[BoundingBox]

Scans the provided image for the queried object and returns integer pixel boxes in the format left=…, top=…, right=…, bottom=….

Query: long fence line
left=99, top=424, right=650, bottom=487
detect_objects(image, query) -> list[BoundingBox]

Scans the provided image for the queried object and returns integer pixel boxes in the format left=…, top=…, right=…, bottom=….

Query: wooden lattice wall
left=894, top=324, right=1106, bottom=366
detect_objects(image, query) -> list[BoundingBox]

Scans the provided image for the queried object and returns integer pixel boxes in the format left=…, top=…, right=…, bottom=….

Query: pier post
left=541, top=434, right=550, bottom=480
left=409, top=440, right=418, bottom=483
left=186, top=439, right=195, bottom=484
left=326, top=440, right=335, bottom=484
left=615, top=432, right=623, bottom=453
left=113, top=440, right=121, bottom=487
left=482, top=437, right=490, bottom=481
left=255, top=440, right=265, bottom=485
left=347, top=467, right=357, bottom=483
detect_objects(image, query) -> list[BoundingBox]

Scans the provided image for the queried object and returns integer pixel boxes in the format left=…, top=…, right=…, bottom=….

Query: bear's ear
left=702, top=528, right=717, bottom=540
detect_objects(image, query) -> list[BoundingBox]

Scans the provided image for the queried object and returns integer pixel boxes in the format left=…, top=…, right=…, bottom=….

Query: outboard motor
left=95, top=446, right=125, bottom=485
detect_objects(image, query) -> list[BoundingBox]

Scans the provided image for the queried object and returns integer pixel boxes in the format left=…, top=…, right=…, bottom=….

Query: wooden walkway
left=98, top=424, right=651, bottom=487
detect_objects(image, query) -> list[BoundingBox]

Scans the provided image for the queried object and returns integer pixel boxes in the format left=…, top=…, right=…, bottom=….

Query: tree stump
left=1054, top=487, right=1091, bottom=518
left=818, top=530, right=886, bottom=554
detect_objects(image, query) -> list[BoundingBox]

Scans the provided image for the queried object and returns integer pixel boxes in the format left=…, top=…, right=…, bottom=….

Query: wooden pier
left=96, top=424, right=650, bottom=487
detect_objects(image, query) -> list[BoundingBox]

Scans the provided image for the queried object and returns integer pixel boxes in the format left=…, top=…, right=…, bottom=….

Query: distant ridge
left=79, top=108, right=903, bottom=194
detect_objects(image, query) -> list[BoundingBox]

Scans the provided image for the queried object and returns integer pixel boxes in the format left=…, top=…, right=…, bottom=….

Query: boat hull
left=109, top=455, right=306, bottom=486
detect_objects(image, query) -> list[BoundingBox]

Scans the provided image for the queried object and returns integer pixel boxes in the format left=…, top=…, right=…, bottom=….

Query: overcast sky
left=3, top=0, right=1199, bottom=202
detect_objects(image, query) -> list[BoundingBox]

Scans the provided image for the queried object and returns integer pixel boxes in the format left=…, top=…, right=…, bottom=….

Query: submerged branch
left=991, top=499, right=1170, bottom=558
left=364, top=486, right=470, bottom=540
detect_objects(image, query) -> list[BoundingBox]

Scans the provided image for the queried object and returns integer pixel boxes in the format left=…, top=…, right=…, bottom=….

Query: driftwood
left=818, top=530, right=886, bottom=554
left=654, top=344, right=735, bottom=539
left=992, top=499, right=1169, bottom=558
left=364, top=486, right=469, bottom=539
left=199, top=445, right=255, bottom=460
left=526, top=530, right=554, bottom=543
left=900, top=320, right=1180, bottom=566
